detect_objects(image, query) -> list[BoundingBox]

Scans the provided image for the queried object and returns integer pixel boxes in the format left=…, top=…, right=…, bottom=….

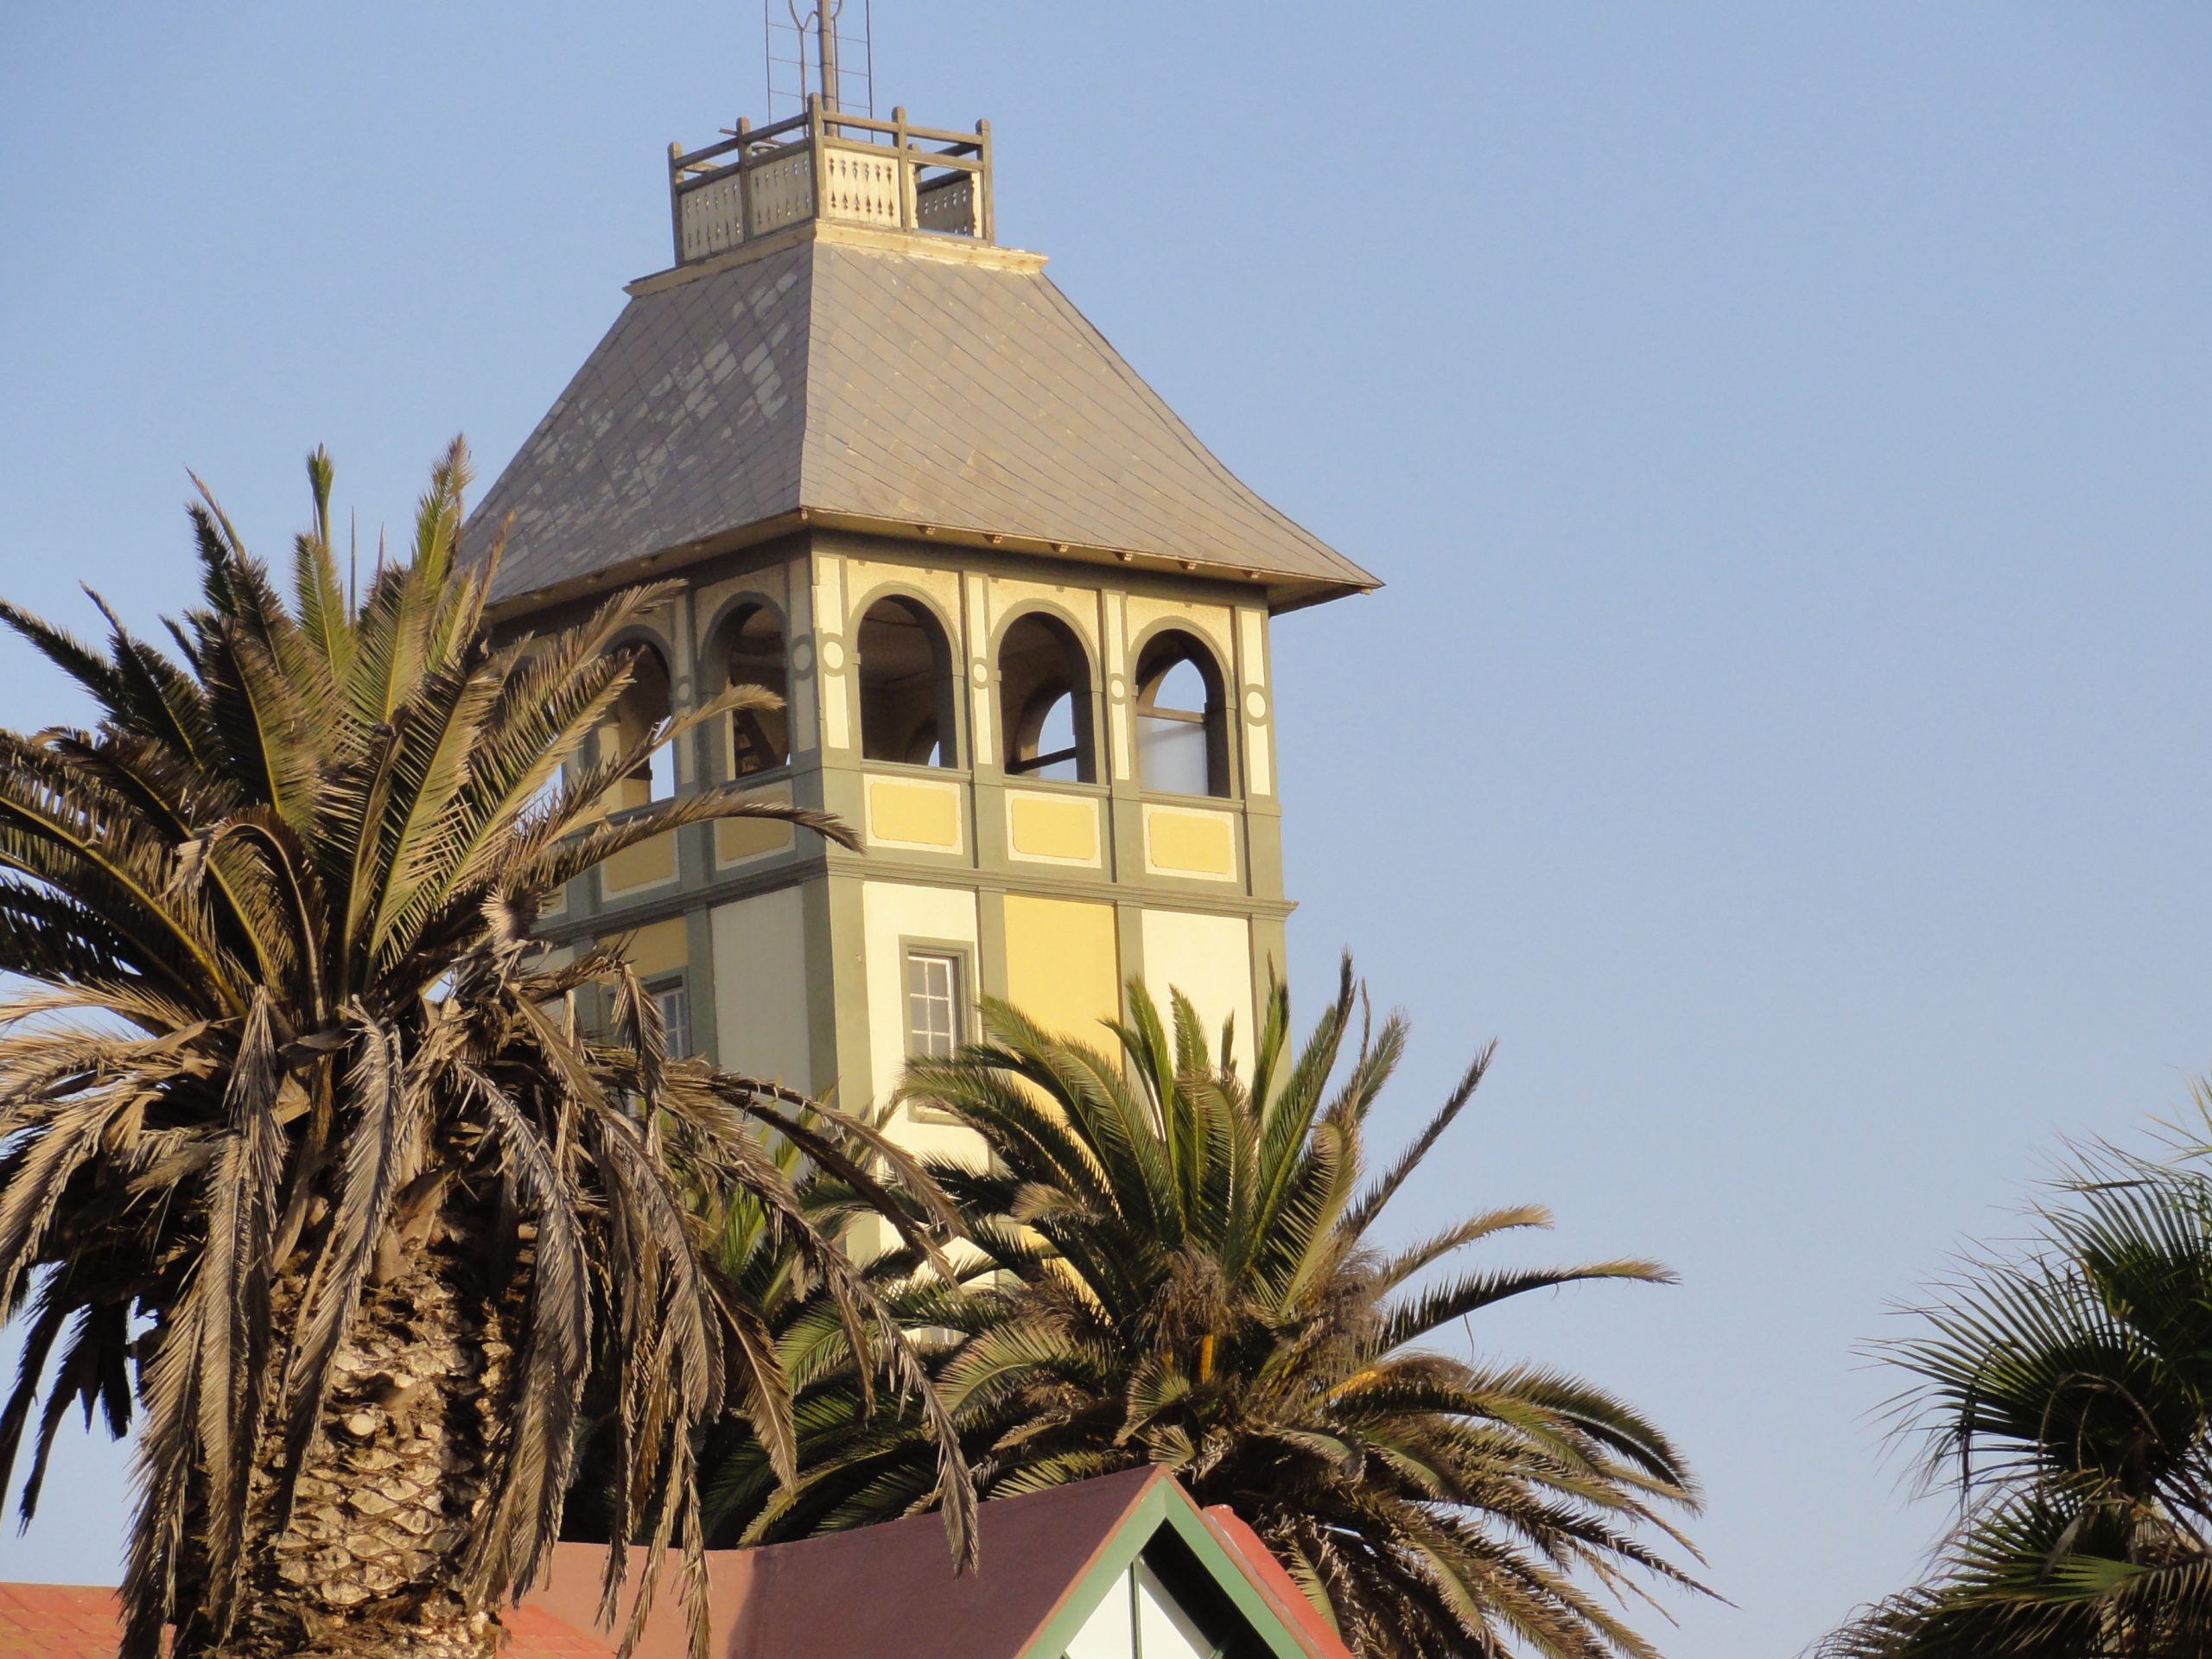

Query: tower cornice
left=623, top=215, right=1047, bottom=302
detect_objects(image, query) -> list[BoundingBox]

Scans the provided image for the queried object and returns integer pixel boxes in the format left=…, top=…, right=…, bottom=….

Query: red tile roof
left=0, top=1583, right=602, bottom=1659
left=0, top=1585, right=124, bottom=1659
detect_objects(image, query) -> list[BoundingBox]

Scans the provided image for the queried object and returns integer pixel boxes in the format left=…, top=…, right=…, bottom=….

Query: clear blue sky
left=3, top=5, right=2209, bottom=1655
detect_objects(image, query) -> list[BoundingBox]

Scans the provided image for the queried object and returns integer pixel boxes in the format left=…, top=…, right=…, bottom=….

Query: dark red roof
left=0, top=1582, right=602, bottom=1659
left=0, top=1585, right=124, bottom=1659
left=3, top=1469, right=1347, bottom=1659
left=525, top=1465, right=1169, bottom=1659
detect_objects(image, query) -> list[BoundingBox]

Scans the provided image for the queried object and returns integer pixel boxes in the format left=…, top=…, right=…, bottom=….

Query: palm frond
left=0, top=442, right=957, bottom=1659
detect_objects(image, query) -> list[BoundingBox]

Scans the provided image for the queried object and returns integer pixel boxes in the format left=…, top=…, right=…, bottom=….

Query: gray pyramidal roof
left=469, top=225, right=1377, bottom=615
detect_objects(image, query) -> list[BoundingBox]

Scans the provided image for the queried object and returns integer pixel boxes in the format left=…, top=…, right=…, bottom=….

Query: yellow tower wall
left=710, top=887, right=814, bottom=1094
left=1002, top=895, right=1121, bottom=1050
left=860, top=879, right=982, bottom=1156
left=1137, top=908, right=1255, bottom=1050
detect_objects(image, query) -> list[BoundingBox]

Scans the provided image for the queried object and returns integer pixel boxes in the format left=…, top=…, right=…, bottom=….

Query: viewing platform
left=669, top=99, right=993, bottom=264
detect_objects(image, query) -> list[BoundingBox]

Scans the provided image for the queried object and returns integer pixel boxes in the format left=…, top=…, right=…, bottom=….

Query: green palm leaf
left=719, top=962, right=1705, bottom=1658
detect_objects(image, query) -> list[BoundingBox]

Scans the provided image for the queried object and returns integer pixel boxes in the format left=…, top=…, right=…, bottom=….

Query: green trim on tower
left=516, top=518, right=1310, bottom=1133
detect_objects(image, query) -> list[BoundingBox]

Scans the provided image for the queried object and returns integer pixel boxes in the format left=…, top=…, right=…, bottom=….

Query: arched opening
left=608, top=642, right=676, bottom=810
left=1134, top=630, right=1230, bottom=798
left=997, top=613, right=1096, bottom=784
left=856, top=595, right=959, bottom=768
left=720, top=602, right=791, bottom=778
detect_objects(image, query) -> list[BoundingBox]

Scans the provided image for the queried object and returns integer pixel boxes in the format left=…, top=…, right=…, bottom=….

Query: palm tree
left=1816, top=1116, right=2212, bottom=1658
left=0, top=444, right=969, bottom=1659
left=721, top=963, right=1707, bottom=1659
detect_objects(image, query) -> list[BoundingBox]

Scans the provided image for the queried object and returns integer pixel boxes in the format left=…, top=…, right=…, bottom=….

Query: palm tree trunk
left=202, top=1216, right=514, bottom=1659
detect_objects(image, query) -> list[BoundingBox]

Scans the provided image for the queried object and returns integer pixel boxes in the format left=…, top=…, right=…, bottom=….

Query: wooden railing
left=669, top=98, right=993, bottom=265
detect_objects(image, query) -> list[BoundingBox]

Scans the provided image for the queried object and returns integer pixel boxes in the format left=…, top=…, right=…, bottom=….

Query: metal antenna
left=816, top=0, right=842, bottom=111
left=766, top=0, right=872, bottom=119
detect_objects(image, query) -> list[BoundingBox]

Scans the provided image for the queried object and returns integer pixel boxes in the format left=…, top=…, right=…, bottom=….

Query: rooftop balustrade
left=669, top=97, right=993, bottom=265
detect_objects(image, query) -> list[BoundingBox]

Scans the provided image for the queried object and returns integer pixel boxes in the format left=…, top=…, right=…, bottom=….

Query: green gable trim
left=1014, top=1473, right=1315, bottom=1659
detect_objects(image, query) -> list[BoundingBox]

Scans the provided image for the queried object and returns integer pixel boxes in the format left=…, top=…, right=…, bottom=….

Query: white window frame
left=648, top=977, right=691, bottom=1060
left=903, top=948, right=963, bottom=1061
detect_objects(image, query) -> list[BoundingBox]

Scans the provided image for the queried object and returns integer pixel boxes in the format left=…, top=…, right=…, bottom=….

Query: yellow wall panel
left=608, top=917, right=687, bottom=977
left=867, top=776, right=963, bottom=850
left=1004, top=894, right=1121, bottom=1048
left=716, top=814, right=796, bottom=864
left=601, top=830, right=677, bottom=895
left=1143, top=804, right=1237, bottom=880
left=1007, top=791, right=1102, bottom=865
left=716, top=780, right=797, bottom=865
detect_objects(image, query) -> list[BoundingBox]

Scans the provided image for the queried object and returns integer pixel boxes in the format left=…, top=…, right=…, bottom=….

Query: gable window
left=1061, top=1555, right=1230, bottom=1659
left=857, top=596, right=960, bottom=768
left=721, top=602, right=791, bottom=777
left=998, top=612, right=1096, bottom=783
left=1133, top=631, right=1230, bottom=798
left=904, top=949, right=963, bottom=1059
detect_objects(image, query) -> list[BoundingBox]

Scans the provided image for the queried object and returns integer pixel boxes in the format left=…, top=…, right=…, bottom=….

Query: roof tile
left=468, top=230, right=1376, bottom=612
left=0, top=1586, right=602, bottom=1659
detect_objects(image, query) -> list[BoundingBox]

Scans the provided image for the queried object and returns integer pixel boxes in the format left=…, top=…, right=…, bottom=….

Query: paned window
left=651, top=980, right=690, bottom=1059
left=905, top=950, right=963, bottom=1058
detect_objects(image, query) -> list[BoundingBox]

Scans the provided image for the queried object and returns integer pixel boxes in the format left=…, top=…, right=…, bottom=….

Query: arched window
left=856, top=596, right=959, bottom=768
left=609, top=642, right=676, bottom=810
left=1134, top=631, right=1229, bottom=798
left=997, top=613, right=1096, bottom=784
left=720, top=602, right=790, bottom=777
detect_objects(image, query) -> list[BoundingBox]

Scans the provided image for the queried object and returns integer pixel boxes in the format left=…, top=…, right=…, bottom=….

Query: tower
left=470, top=94, right=1377, bottom=1147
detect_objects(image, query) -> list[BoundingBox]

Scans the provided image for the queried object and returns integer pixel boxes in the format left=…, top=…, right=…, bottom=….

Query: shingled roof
left=468, top=222, right=1377, bottom=617
left=524, top=1466, right=1351, bottom=1659
left=0, top=1471, right=1349, bottom=1659
left=0, top=1583, right=606, bottom=1659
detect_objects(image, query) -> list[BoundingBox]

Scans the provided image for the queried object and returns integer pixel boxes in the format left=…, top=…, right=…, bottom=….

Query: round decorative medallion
left=1244, top=688, right=1268, bottom=721
left=817, top=638, right=844, bottom=674
left=969, top=660, right=989, bottom=687
left=791, top=639, right=817, bottom=675
left=1108, top=674, right=1128, bottom=702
